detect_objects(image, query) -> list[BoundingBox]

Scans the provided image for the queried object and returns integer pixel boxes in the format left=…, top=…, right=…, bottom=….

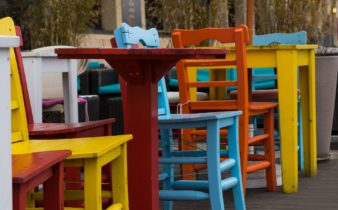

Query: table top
left=12, top=150, right=71, bottom=183
left=55, top=48, right=229, bottom=60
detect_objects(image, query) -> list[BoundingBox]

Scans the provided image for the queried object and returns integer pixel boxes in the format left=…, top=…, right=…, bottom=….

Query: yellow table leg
left=277, top=50, right=299, bottom=192
left=84, top=158, right=102, bottom=210
left=112, top=144, right=129, bottom=210
left=299, top=49, right=317, bottom=177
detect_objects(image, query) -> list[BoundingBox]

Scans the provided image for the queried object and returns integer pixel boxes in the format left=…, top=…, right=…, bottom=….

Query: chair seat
left=12, top=150, right=71, bottom=183
left=12, top=135, right=132, bottom=159
left=28, top=118, right=115, bottom=137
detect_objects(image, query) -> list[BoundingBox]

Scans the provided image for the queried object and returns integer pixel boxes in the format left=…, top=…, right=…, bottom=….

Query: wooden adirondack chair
left=172, top=25, right=277, bottom=192
left=2, top=17, right=132, bottom=210
left=113, top=22, right=246, bottom=210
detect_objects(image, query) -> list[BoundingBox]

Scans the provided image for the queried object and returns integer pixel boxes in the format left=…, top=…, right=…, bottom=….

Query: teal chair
left=114, top=23, right=246, bottom=210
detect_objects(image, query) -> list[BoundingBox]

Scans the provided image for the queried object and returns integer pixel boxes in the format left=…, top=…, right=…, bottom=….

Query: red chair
left=12, top=150, right=71, bottom=210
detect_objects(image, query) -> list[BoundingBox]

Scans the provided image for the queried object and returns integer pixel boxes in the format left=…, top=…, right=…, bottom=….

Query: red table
left=56, top=48, right=228, bottom=210
left=12, top=150, right=71, bottom=210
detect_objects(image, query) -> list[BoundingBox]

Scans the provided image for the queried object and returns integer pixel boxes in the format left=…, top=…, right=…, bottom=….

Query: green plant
left=0, top=0, right=98, bottom=49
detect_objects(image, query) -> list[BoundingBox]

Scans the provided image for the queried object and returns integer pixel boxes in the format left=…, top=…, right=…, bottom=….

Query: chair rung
left=187, top=81, right=237, bottom=88
left=183, top=59, right=236, bottom=67
left=159, top=173, right=168, bottom=181
left=248, top=154, right=266, bottom=161
left=247, top=161, right=271, bottom=173
left=221, top=177, right=238, bottom=191
left=106, top=203, right=123, bottom=210
left=173, top=177, right=238, bottom=191
left=160, top=157, right=207, bottom=164
left=191, top=129, right=228, bottom=136
left=160, top=190, right=209, bottom=201
left=220, top=158, right=236, bottom=172
left=248, top=134, right=269, bottom=145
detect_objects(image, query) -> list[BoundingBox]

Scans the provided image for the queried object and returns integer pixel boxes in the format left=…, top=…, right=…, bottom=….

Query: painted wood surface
left=56, top=38, right=228, bottom=210
left=0, top=32, right=19, bottom=210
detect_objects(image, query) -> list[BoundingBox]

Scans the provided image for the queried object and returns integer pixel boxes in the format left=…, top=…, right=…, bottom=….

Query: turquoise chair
left=252, top=31, right=306, bottom=171
left=114, top=23, right=246, bottom=210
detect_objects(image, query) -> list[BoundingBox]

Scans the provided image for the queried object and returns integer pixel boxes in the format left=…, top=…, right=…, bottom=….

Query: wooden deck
left=172, top=147, right=338, bottom=210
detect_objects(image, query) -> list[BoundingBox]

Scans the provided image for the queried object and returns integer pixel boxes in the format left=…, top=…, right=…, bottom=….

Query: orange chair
left=172, top=25, right=277, bottom=192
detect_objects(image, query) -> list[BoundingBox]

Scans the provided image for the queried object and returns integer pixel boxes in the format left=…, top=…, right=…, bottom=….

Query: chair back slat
left=253, top=31, right=307, bottom=46
left=0, top=17, right=30, bottom=143
left=172, top=25, right=249, bottom=113
left=113, top=23, right=170, bottom=117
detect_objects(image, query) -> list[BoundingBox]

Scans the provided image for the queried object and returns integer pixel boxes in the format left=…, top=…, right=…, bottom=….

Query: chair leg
left=298, top=100, right=305, bottom=171
left=206, top=120, right=224, bottom=210
left=44, top=162, right=64, bottom=210
left=264, top=109, right=277, bottom=191
left=12, top=184, right=26, bottom=210
left=228, top=117, right=246, bottom=210
left=84, top=159, right=102, bottom=210
left=112, top=144, right=130, bottom=210
left=180, top=128, right=196, bottom=180
left=161, top=129, right=174, bottom=210
left=239, top=115, right=249, bottom=192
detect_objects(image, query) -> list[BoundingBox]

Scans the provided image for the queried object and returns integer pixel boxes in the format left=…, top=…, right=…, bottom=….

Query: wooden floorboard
left=170, top=150, right=338, bottom=210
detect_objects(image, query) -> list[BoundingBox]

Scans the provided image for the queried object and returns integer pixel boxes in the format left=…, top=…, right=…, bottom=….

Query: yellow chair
left=1, top=17, right=132, bottom=210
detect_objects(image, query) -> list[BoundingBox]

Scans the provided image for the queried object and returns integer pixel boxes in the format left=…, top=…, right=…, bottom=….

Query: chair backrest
left=252, top=31, right=307, bottom=90
left=0, top=17, right=30, bottom=143
left=113, top=23, right=170, bottom=117
left=253, top=31, right=307, bottom=46
left=171, top=25, right=249, bottom=113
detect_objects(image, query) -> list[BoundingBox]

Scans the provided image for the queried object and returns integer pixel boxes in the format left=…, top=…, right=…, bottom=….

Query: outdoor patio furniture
left=12, top=151, right=71, bottom=210
left=172, top=25, right=277, bottom=192
left=113, top=22, right=246, bottom=210
left=229, top=31, right=307, bottom=171
left=2, top=17, right=133, bottom=210
left=56, top=38, right=228, bottom=210
left=226, top=43, right=317, bottom=193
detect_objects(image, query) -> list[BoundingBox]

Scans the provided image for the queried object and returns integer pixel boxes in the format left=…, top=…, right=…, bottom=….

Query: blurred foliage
left=0, top=0, right=98, bottom=49
left=255, top=0, right=336, bottom=45
left=146, top=0, right=229, bottom=32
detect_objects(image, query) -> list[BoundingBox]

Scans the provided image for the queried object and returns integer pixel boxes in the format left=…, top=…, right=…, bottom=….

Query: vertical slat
left=0, top=34, right=19, bottom=210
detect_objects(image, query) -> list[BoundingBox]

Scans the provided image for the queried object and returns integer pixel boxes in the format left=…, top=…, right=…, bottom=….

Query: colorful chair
left=2, top=17, right=132, bottom=210
left=172, top=25, right=278, bottom=192
left=113, top=23, right=246, bottom=210
left=252, top=31, right=306, bottom=171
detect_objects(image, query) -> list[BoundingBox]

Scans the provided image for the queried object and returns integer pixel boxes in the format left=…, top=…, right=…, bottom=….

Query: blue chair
left=252, top=31, right=306, bottom=171
left=114, top=22, right=246, bottom=210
